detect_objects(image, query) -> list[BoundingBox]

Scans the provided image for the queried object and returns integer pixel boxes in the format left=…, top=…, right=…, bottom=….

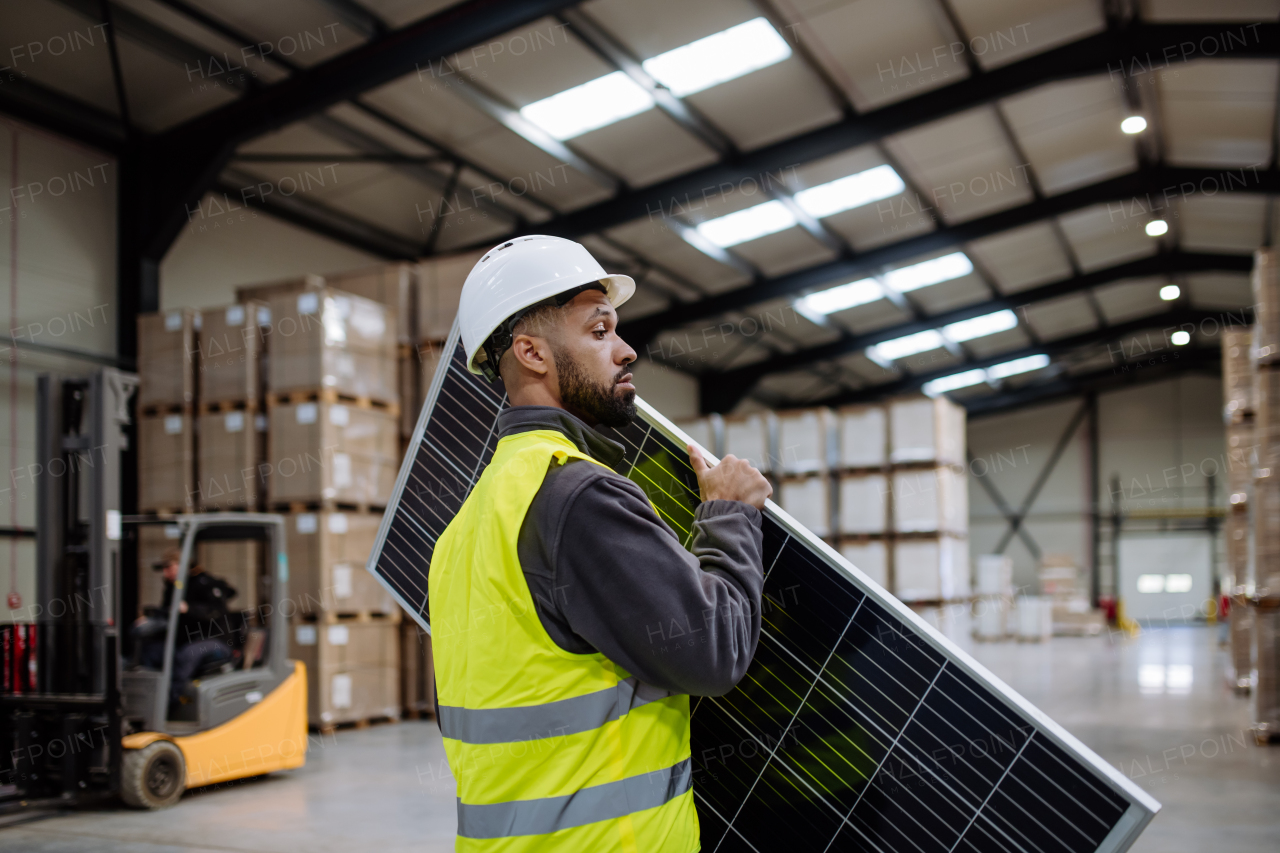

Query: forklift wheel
left=121, top=741, right=186, bottom=809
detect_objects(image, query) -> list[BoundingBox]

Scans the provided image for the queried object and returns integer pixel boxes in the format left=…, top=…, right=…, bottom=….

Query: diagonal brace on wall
left=991, top=399, right=1092, bottom=560
left=968, top=452, right=1042, bottom=561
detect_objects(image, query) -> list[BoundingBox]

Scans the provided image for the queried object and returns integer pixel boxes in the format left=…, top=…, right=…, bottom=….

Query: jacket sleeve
left=550, top=472, right=764, bottom=697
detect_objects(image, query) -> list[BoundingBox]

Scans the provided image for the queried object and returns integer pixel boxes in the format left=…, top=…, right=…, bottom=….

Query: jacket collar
left=496, top=406, right=627, bottom=471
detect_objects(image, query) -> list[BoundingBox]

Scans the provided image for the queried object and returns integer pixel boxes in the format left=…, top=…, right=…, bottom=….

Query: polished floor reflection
left=0, top=624, right=1276, bottom=852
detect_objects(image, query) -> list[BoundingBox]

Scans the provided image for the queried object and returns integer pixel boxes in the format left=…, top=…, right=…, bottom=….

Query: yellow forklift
left=0, top=370, right=306, bottom=814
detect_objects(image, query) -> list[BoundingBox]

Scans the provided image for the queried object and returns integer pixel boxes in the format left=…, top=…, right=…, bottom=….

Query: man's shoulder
left=541, top=455, right=637, bottom=503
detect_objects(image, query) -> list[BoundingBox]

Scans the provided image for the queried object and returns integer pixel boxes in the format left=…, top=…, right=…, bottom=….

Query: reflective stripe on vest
left=458, top=758, right=693, bottom=840
left=438, top=677, right=674, bottom=744
left=429, top=430, right=699, bottom=852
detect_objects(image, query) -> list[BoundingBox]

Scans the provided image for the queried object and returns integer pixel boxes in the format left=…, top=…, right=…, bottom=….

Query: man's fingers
left=688, top=444, right=709, bottom=475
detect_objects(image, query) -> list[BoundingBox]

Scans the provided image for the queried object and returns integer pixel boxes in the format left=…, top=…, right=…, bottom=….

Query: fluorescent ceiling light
left=883, top=252, right=973, bottom=292
left=1160, top=284, right=1180, bottom=301
left=1121, top=115, right=1147, bottom=134
left=870, top=329, right=946, bottom=362
left=520, top=71, right=654, bottom=140
left=794, top=165, right=905, bottom=218
left=923, top=369, right=987, bottom=396
left=696, top=200, right=796, bottom=247
left=943, top=310, right=1018, bottom=343
left=1146, top=219, right=1169, bottom=237
left=1171, top=330, right=1190, bottom=346
left=987, top=353, right=1050, bottom=380
left=642, top=18, right=791, bottom=97
left=796, top=278, right=883, bottom=317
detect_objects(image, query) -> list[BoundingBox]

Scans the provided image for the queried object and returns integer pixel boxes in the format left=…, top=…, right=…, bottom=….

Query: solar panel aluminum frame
left=367, top=320, right=1160, bottom=852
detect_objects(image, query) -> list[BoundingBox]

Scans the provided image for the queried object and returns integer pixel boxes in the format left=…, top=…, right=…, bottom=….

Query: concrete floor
left=1, top=624, right=1276, bottom=852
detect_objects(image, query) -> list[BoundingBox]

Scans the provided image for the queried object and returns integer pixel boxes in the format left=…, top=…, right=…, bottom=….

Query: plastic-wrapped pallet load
left=267, top=289, right=399, bottom=403
left=1223, top=327, right=1255, bottom=424
left=675, top=416, right=717, bottom=458
left=776, top=408, right=833, bottom=475
left=893, top=536, right=969, bottom=602
left=1254, top=599, right=1280, bottom=742
left=400, top=620, right=435, bottom=719
left=972, top=554, right=1013, bottom=641
left=288, top=618, right=400, bottom=729
left=888, top=394, right=965, bottom=466
left=267, top=401, right=399, bottom=507
left=838, top=539, right=888, bottom=590
left=891, top=466, right=968, bottom=533
left=1013, top=595, right=1054, bottom=642
left=418, top=250, right=483, bottom=343
left=199, top=302, right=269, bottom=406
left=836, top=404, right=886, bottom=469
left=1253, top=248, right=1280, bottom=365
left=286, top=512, right=396, bottom=615
left=778, top=476, right=830, bottom=538
left=138, top=411, right=196, bottom=513
left=722, top=413, right=773, bottom=473
left=137, top=309, right=199, bottom=409
left=837, top=473, right=888, bottom=534
left=196, top=409, right=265, bottom=511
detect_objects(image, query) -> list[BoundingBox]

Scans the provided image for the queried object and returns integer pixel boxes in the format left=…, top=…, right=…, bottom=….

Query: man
left=134, top=549, right=237, bottom=705
left=430, top=235, right=772, bottom=851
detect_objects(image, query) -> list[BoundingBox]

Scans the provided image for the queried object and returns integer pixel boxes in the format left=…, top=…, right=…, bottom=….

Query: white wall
left=967, top=375, right=1226, bottom=595
left=159, top=193, right=380, bottom=310
left=0, top=116, right=119, bottom=620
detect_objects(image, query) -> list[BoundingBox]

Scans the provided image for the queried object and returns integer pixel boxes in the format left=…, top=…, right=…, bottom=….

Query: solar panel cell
left=367, top=327, right=1158, bottom=852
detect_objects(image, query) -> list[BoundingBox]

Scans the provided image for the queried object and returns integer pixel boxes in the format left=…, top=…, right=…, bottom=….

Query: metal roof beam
left=532, top=21, right=1278, bottom=239
left=811, top=307, right=1245, bottom=407
left=625, top=164, right=1277, bottom=348
left=697, top=250, right=1250, bottom=411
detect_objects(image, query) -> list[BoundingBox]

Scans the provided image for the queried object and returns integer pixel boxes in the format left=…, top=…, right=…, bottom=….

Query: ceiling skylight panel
left=641, top=17, right=791, bottom=98
left=696, top=200, right=797, bottom=248
left=883, top=253, right=973, bottom=292
left=793, top=165, right=905, bottom=218
left=519, top=71, right=654, bottom=140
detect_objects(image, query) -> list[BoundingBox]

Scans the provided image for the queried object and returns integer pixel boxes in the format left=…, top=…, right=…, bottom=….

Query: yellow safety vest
left=429, top=429, right=699, bottom=852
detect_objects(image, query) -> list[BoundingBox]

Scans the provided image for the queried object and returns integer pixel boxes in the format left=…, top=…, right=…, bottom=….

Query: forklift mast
left=0, top=369, right=137, bottom=806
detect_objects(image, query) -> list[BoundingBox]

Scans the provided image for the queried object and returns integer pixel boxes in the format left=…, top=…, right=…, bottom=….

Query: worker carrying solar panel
left=430, top=234, right=772, bottom=851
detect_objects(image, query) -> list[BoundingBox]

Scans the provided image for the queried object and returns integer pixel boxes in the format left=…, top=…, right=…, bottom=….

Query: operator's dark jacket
left=161, top=572, right=237, bottom=646
left=498, top=405, right=765, bottom=696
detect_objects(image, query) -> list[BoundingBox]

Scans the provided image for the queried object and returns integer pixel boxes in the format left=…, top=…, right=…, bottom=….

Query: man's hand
left=179, top=600, right=188, bottom=614
left=689, top=444, right=772, bottom=510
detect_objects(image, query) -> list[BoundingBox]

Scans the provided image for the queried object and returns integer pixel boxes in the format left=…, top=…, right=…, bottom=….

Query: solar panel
left=368, top=323, right=1160, bottom=852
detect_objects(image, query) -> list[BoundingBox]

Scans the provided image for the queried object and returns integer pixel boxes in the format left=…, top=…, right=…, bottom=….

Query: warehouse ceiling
left=2, top=0, right=1277, bottom=415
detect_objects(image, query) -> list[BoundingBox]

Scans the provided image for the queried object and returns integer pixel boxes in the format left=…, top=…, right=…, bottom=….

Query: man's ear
left=510, top=334, right=551, bottom=376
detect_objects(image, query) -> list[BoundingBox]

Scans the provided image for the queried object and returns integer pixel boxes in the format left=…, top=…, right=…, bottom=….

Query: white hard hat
left=459, top=235, right=634, bottom=379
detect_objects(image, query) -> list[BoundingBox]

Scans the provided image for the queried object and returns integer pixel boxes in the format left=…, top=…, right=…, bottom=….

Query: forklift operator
left=134, top=548, right=238, bottom=704
left=429, top=236, right=771, bottom=851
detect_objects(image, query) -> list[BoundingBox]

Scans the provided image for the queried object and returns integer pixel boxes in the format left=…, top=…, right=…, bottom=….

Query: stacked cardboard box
left=1039, top=555, right=1104, bottom=636
left=267, top=401, right=399, bottom=507
left=288, top=618, right=399, bottom=729
left=884, top=396, right=969, bottom=603
left=835, top=404, right=890, bottom=588
left=137, top=309, right=201, bottom=513
left=722, top=413, right=773, bottom=473
left=972, top=554, right=1013, bottom=641
left=285, top=512, right=396, bottom=616
left=400, top=620, right=436, bottom=719
left=1223, top=326, right=1256, bottom=691
left=776, top=409, right=833, bottom=540
left=413, top=251, right=482, bottom=441
left=1253, top=249, right=1280, bottom=737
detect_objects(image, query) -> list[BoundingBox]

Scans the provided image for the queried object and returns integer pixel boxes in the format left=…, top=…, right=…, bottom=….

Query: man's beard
left=553, top=345, right=636, bottom=428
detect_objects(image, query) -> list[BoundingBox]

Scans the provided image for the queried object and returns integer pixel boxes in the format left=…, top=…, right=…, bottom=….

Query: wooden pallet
left=138, top=507, right=195, bottom=517
left=198, top=399, right=258, bottom=414
left=140, top=403, right=191, bottom=417
left=266, top=388, right=399, bottom=417
left=315, top=714, right=400, bottom=736
left=296, top=609, right=403, bottom=625
left=269, top=500, right=388, bottom=515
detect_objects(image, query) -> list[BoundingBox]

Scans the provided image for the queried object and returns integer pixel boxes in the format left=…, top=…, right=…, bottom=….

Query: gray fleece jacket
left=499, top=405, right=765, bottom=697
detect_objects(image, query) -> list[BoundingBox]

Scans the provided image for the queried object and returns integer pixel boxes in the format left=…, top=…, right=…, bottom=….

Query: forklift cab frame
left=123, top=514, right=292, bottom=734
